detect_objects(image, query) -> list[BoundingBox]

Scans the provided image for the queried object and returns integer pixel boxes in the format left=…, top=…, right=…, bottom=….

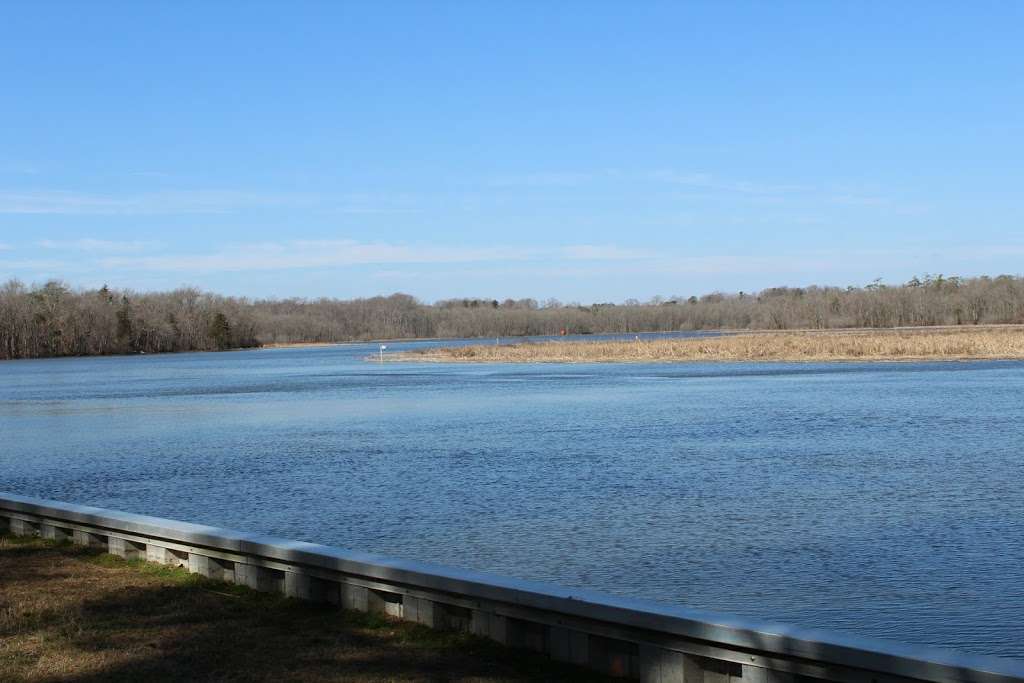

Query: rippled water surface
left=2, top=339, right=1023, bottom=660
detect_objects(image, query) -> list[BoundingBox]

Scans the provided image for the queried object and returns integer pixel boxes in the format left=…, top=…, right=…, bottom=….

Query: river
left=1, top=337, right=1022, bottom=660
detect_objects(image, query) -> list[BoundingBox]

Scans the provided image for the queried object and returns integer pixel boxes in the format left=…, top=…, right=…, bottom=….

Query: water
left=1, top=338, right=1023, bottom=661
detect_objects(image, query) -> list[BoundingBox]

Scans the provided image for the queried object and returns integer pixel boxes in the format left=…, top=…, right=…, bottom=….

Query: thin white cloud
left=65, top=237, right=1023, bottom=278
left=2, top=189, right=424, bottom=215
left=100, top=240, right=539, bottom=272
left=562, top=245, right=659, bottom=260
left=94, top=239, right=662, bottom=273
left=649, top=170, right=810, bottom=196
left=0, top=258, right=72, bottom=271
left=447, top=255, right=829, bottom=280
left=488, top=171, right=598, bottom=188
left=6, top=240, right=1022, bottom=301
left=0, top=189, right=349, bottom=215
left=0, top=242, right=13, bottom=251
left=38, top=238, right=159, bottom=253
left=371, top=269, right=421, bottom=280
left=488, top=167, right=815, bottom=196
left=0, top=163, right=41, bottom=175
left=128, top=171, right=174, bottom=179
left=485, top=168, right=891, bottom=208
left=0, top=191, right=126, bottom=214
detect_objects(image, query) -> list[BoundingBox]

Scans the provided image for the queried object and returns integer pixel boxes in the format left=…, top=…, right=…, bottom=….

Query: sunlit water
left=2, top=336, right=1022, bottom=660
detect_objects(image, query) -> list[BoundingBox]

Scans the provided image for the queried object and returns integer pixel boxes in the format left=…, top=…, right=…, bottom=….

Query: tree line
left=2, top=274, right=1023, bottom=360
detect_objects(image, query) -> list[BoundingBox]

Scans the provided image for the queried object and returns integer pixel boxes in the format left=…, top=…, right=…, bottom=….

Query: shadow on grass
left=1, top=535, right=614, bottom=682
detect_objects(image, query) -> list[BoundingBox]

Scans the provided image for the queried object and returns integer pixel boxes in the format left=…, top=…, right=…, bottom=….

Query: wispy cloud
left=38, top=238, right=159, bottom=253
left=0, top=188, right=342, bottom=215
left=0, top=258, right=71, bottom=272
left=0, top=243, right=13, bottom=251
left=488, top=168, right=812, bottom=195
left=93, top=239, right=659, bottom=273
left=0, top=190, right=140, bottom=214
left=649, top=170, right=810, bottom=196
left=485, top=168, right=889, bottom=208
left=100, top=240, right=538, bottom=272
left=127, top=171, right=174, bottom=179
left=0, top=163, right=41, bottom=175
left=562, top=245, right=659, bottom=260
left=488, top=171, right=602, bottom=188
left=5, top=239, right=1022, bottom=300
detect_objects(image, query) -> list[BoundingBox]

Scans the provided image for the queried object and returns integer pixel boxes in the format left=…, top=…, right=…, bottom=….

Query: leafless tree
left=2, top=274, right=1022, bottom=360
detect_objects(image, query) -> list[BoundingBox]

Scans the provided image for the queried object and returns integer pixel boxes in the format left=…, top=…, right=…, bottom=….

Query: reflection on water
left=2, top=339, right=1023, bottom=660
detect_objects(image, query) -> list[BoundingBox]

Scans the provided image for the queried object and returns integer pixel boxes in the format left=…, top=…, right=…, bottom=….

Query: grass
left=394, top=326, right=1024, bottom=363
left=0, top=534, right=612, bottom=682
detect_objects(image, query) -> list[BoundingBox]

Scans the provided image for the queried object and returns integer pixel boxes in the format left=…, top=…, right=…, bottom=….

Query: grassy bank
left=0, top=535, right=609, bottom=682
left=395, top=326, right=1024, bottom=363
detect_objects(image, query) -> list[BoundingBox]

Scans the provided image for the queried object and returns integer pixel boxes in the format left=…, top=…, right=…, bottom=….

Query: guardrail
left=1, top=491, right=1021, bottom=683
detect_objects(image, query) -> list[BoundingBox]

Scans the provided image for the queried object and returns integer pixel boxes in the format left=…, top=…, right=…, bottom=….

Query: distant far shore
left=258, top=341, right=348, bottom=349
left=390, top=326, right=1024, bottom=363
left=257, top=334, right=476, bottom=349
left=6, top=275, right=1024, bottom=361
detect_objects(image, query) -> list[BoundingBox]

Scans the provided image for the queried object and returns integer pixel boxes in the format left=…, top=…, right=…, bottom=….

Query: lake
left=1, top=337, right=1022, bottom=661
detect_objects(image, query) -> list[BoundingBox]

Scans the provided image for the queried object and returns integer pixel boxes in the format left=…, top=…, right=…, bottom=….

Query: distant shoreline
left=6, top=325, right=1024, bottom=362
left=390, top=326, right=1024, bottom=363
left=255, top=330, right=701, bottom=350
left=257, top=341, right=348, bottom=349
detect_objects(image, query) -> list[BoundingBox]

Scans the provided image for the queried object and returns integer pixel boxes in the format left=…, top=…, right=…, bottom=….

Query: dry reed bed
left=398, top=328, right=1024, bottom=363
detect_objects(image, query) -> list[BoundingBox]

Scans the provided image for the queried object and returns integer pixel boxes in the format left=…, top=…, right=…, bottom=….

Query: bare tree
left=2, top=274, right=1023, bottom=360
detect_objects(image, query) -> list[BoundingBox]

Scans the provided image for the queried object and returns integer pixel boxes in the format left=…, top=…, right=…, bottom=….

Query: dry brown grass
left=0, top=535, right=610, bottom=682
left=397, top=326, right=1024, bottom=363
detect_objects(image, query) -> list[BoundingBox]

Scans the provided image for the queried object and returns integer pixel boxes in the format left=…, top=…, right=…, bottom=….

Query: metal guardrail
left=1, top=491, right=1021, bottom=683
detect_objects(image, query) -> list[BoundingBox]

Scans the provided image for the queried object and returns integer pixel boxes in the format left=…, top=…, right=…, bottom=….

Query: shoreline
left=397, top=356, right=1024, bottom=366
left=5, top=324, right=1024, bottom=362
left=390, top=327, right=1024, bottom=364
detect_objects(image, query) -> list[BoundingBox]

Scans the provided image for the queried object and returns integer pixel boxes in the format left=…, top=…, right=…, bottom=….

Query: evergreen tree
left=208, top=312, right=232, bottom=350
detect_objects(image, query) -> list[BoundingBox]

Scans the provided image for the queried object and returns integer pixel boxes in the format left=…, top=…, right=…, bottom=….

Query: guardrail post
left=40, top=523, right=72, bottom=542
left=285, top=571, right=313, bottom=600
left=367, top=588, right=404, bottom=617
left=10, top=517, right=39, bottom=537
left=109, top=537, right=145, bottom=559
left=638, top=644, right=688, bottom=683
left=402, top=595, right=436, bottom=627
left=589, top=634, right=639, bottom=678
left=684, top=654, right=744, bottom=683
left=188, top=553, right=214, bottom=577
left=341, top=582, right=369, bottom=611
left=470, top=609, right=508, bottom=644
left=73, top=529, right=107, bottom=548
left=292, top=575, right=339, bottom=604
left=146, top=544, right=188, bottom=567
left=550, top=625, right=590, bottom=667
left=738, top=665, right=794, bottom=683
left=236, top=563, right=284, bottom=593
left=505, top=617, right=545, bottom=652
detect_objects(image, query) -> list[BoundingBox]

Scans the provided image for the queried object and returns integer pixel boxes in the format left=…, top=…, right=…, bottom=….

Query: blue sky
left=1, top=2, right=1021, bottom=302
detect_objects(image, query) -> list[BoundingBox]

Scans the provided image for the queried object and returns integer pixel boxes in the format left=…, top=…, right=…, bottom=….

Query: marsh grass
left=398, top=326, right=1024, bottom=363
left=0, top=534, right=611, bottom=682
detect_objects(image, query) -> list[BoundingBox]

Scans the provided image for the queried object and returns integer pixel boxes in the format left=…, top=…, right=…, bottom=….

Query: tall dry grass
left=400, top=327, right=1024, bottom=363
